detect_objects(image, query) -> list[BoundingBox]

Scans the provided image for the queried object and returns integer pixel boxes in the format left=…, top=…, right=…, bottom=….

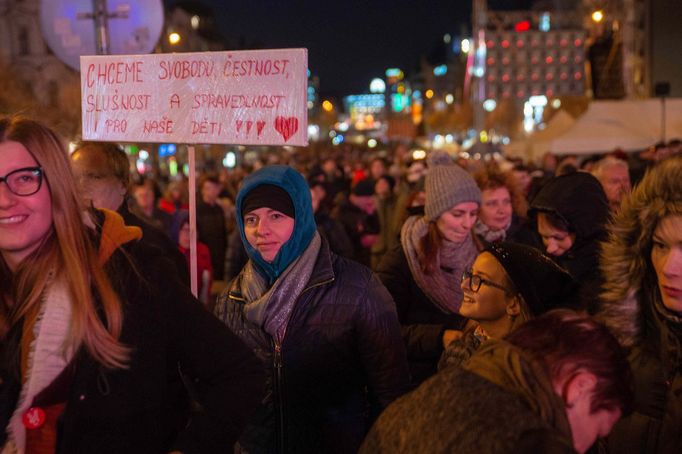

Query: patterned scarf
left=237, top=233, right=321, bottom=345
left=400, top=216, right=478, bottom=314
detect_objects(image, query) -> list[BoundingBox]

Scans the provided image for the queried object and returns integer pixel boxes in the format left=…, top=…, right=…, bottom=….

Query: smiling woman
left=0, top=116, right=263, bottom=453
left=375, top=151, right=483, bottom=387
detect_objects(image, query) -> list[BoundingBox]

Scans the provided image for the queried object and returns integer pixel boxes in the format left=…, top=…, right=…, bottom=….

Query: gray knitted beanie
left=424, top=151, right=481, bottom=221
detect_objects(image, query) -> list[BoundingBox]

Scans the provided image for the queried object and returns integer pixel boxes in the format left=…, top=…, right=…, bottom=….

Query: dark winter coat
left=596, top=155, right=682, bottom=453
left=331, top=200, right=380, bottom=267
left=118, top=202, right=190, bottom=286
left=375, top=242, right=468, bottom=387
left=197, top=199, right=228, bottom=280
left=360, top=340, right=575, bottom=454
left=214, top=238, right=411, bottom=454
left=0, top=210, right=263, bottom=453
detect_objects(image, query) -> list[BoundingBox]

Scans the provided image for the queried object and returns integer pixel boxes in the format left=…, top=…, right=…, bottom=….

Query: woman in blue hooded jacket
left=214, top=165, right=410, bottom=454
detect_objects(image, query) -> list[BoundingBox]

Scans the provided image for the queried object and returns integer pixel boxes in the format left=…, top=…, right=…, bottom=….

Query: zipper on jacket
left=273, top=339, right=285, bottom=454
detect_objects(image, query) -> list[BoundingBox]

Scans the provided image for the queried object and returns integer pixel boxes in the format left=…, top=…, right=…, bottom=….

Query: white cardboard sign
left=80, top=48, right=308, bottom=146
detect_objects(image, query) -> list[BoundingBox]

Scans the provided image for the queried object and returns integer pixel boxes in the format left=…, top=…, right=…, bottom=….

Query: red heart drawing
left=274, top=116, right=298, bottom=142
left=236, top=120, right=243, bottom=133
left=256, top=121, right=266, bottom=136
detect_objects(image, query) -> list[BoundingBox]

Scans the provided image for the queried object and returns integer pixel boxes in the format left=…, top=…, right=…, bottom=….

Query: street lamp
left=322, top=100, right=334, bottom=112
left=168, top=32, right=181, bottom=45
left=591, top=10, right=604, bottom=23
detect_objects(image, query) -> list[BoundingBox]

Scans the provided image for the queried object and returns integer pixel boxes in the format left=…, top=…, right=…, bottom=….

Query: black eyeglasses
left=0, top=167, right=44, bottom=196
left=462, top=269, right=512, bottom=294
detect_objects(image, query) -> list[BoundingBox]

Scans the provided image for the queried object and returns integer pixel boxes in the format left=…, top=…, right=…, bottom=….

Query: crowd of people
left=0, top=113, right=681, bottom=453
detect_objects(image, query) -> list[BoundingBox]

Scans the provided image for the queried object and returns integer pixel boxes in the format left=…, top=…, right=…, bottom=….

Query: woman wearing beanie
left=214, top=165, right=410, bottom=454
left=439, top=241, right=579, bottom=370
left=376, top=151, right=482, bottom=387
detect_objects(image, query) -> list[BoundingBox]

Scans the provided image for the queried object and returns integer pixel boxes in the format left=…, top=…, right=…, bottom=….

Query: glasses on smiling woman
left=461, top=269, right=513, bottom=294
left=0, top=167, right=44, bottom=196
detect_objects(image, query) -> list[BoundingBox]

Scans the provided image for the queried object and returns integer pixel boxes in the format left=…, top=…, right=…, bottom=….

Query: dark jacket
left=197, top=200, right=228, bottom=280
left=0, top=210, right=264, bottom=453
left=214, top=238, right=411, bottom=454
left=596, top=155, right=682, bottom=453
left=360, top=340, right=575, bottom=454
left=314, top=211, right=355, bottom=259
left=375, top=242, right=468, bottom=387
left=118, top=202, right=190, bottom=286
left=331, top=200, right=380, bottom=268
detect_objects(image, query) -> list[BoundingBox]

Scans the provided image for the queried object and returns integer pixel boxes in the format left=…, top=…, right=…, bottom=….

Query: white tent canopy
left=550, top=98, right=682, bottom=155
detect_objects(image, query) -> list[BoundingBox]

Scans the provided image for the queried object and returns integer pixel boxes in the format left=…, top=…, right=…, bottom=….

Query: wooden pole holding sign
left=188, top=145, right=198, bottom=297
left=79, top=48, right=308, bottom=299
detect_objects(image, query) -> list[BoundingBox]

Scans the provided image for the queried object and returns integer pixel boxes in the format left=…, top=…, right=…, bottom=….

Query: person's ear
left=558, top=371, right=597, bottom=409
left=506, top=294, right=521, bottom=317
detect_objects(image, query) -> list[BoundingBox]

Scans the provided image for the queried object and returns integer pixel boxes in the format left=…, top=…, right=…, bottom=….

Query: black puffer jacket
left=214, top=238, right=410, bottom=454
left=375, top=242, right=467, bottom=387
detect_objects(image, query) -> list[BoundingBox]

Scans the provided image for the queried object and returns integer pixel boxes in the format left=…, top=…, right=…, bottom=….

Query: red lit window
left=531, top=73, right=539, bottom=81
left=516, top=40, right=525, bottom=48
left=560, top=39, right=568, bottom=47
left=574, top=39, right=582, bottom=47
left=501, top=40, right=510, bottom=48
left=560, top=73, right=568, bottom=80
left=545, top=56, right=554, bottom=64
left=560, top=55, right=568, bottom=64
left=487, top=40, right=496, bottom=48
left=487, top=57, right=495, bottom=65
left=516, top=74, right=525, bottom=81
left=502, top=57, right=510, bottom=65
left=515, top=21, right=531, bottom=32
left=574, top=72, right=582, bottom=80
left=545, top=73, right=555, bottom=81
left=502, top=74, right=511, bottom=82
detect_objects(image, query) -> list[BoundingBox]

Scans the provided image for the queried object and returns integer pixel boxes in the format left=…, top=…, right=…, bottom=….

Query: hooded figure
left=528, top=172, right=609, bottom=301
left=214, top=165, right=410, bottom=454
left=596, top=155, right=682, bottom=453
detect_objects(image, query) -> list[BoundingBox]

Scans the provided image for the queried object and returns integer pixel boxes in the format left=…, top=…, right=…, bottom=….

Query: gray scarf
left=238, top=232, right=321, bottom=345
left=473, top=218, right=509, bottom=243
left=401, top=216, right=478, bottom=314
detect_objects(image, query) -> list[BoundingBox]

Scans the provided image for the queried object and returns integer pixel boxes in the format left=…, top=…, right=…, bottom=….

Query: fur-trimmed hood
left=596, top=155, right=682, bottom=348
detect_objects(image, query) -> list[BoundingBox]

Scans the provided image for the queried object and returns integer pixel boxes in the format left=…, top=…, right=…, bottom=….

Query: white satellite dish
left=40, top=0, right=164, bottom=71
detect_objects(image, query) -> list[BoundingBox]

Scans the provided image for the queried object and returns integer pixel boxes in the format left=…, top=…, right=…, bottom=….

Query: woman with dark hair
left=0, top=116, right=262, bottom=453
left=596, top=154, right=682, bottom=453
left=214, top=165, right=409, bottom=453
left=376, top=151, right=482, bottom=386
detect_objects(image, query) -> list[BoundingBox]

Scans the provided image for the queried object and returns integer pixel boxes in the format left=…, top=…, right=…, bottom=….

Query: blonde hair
left=0, top=116, right=129, bottom=369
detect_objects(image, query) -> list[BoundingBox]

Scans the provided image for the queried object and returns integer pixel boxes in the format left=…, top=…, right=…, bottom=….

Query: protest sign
left=80, top=48, right=308, bottom=146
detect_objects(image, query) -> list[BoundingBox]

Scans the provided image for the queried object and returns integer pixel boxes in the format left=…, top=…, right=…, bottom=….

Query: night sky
left=166, top=1, right=540, bottom=98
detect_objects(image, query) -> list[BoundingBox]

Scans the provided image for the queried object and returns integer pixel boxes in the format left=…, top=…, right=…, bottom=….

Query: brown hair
left=0, top=117, right=129, bottom=369
left=73, top=141, right=131, bottom=191
left=418, top=222, right=443, bottom=275
left=474, top=169, right=528, bottom=218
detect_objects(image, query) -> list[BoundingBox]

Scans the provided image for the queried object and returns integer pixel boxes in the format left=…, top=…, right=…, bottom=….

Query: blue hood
left=236, top=165, right=316, bottom=285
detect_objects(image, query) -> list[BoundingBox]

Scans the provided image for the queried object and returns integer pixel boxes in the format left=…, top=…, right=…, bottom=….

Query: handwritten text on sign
left=80, top=49, right=308, bottom=146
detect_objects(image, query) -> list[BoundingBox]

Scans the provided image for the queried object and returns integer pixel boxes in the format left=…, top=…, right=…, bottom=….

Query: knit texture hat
left=241, top=184, right=295, bottom=219
left=425, top=151, right=481, bottom=221
left=484, top=241, right=579, bottom=317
